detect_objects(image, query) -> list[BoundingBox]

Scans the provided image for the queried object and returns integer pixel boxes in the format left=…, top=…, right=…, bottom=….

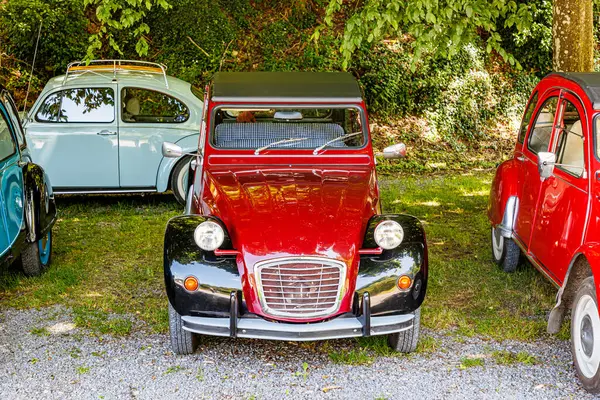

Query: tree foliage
left=319, top=0, right=536, bottom=68
left=84, top=0, right=171, bottom=60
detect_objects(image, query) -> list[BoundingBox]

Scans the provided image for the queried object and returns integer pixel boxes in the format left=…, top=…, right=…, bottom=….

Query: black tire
left=170, top=157, right=191, bottom=205
left=571, top=276, right=600, bottom=393
left=491, top=226, right=520, bottom=273
left=168, top=302, right=198, bottom=355
left=20, top=230, right=52, bottom=277
left=388, top=307, right=420, bottom=353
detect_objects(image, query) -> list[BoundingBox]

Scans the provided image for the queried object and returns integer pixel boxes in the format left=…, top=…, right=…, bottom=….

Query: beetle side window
left=0, top=109, right=16, bottom=162
left=528, top=97, right=558, bottom=154
left=60, top=88, right=114, bottom=122
left=121, top=88, right=189, bottom=123
left=37, top=88, right=115, bottom=123
left=555, top=100, right=585, bottom=177
left=518, top=92, right=538, bottom=143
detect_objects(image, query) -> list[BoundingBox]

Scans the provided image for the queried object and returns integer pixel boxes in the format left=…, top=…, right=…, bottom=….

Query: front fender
left=488, top=159, right=520, bottom=228
left=357, top=214, right=428, bottom=316
left=155, top=133, right=200, bottom=192
left=164, top=215, right=241, bottom=317
left=22, top=163, right=56, bottom=242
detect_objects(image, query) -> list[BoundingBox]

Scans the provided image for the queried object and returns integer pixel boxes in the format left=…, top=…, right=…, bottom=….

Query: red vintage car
left=161, top=72, right=428, bottom=355
left=489, top=73, right=600, bottom=392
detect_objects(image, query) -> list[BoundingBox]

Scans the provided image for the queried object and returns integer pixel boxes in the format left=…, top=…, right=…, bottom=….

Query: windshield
left=210, top=106, right=366, bottom=150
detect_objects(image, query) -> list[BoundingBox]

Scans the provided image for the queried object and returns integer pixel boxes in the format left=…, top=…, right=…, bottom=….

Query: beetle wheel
left=170, top=156, right=192, bottom=206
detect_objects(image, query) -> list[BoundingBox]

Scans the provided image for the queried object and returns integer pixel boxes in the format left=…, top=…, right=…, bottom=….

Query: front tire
left=20, top=230, right=52, bottom=277
left=170, top=157, right=191, bottom=205
left=571, top=276, right=600, bottom=393
left=491, top=226, right=520, bottom=273
left=388, top=307, right=420, bottom=353
left=168, top=302, right=198, bottom=355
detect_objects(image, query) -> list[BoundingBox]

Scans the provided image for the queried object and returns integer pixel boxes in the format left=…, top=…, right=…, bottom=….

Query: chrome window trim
left=254, top=256, right=346, bottom=319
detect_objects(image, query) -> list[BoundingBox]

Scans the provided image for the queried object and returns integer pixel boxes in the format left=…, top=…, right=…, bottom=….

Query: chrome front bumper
left=181, top=313, right=415, bottom=341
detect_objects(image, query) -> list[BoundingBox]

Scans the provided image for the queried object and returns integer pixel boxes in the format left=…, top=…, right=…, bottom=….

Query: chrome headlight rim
left=374, top=220, right=404, bottom=250
left=194, top=220, right=225, bottom=251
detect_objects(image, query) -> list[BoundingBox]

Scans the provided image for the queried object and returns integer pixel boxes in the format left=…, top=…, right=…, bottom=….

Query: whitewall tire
left=572, top=276, right=600, bottom=393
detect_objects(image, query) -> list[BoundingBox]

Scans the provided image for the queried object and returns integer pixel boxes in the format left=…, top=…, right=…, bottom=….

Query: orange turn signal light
left=397, top=275, right=412, bottom=290
left=184, top=276, right=199, bottom=292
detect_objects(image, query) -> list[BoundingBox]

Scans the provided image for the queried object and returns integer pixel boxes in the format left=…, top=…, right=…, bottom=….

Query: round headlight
left=194, top=221, right=225, bottom=251
left=374, top=220, right=404, bottom=250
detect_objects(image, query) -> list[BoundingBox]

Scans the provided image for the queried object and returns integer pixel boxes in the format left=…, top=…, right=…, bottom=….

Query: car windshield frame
left=208, top=103, right=368, bottom=152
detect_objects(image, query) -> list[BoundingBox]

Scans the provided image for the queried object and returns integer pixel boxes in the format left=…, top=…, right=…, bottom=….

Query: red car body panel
left=189, top=100, right=383, bottom=322
left=489, top=73, right=600, bottom=299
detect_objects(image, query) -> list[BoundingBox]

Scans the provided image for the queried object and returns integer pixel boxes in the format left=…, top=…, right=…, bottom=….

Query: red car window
left=527, top=96, right=559, bottom=154
left=518, top=92, right=538, bottom=143
left=555, top=99, right=585, bottom=177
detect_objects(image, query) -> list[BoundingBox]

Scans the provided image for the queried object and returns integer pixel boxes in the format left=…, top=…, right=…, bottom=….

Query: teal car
left=24, top=60, right=203, bottom=204
left=0, top=87, right=56, bottom=276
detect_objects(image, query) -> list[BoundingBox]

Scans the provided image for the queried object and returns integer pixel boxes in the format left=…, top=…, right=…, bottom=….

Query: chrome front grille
left=255, top=257, right=346, bottom=319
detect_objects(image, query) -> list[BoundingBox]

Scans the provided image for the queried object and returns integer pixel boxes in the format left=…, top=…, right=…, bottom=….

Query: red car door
left=528, top=92, right=590, bottom=282
left=514, top=91, right=560, bottom=248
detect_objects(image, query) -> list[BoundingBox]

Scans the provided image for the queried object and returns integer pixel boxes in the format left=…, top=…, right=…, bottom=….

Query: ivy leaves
left=84, top=0, right=171, bottom=60
left=320, top=0, right=535, bottom=69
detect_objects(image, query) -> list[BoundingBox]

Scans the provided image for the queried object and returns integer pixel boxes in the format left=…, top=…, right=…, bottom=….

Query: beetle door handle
left=97, top=130, right=116, bottom=136
left=516, top=156, right=525, bottom=162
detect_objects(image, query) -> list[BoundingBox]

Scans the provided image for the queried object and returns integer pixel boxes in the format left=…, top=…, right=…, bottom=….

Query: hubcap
left=573, top=293, right=600, bottom=378
left=581, top=315, right=594, bottom=357
left=491, top=227, right=504, bottom=261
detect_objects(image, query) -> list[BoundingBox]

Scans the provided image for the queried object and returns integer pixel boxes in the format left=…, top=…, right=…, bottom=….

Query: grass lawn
left=0, top=171, right=561, bottom=343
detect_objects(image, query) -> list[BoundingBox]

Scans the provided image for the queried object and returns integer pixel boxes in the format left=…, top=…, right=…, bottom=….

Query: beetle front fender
left=22, top=163, right=56, bottom=243
left=488, top=159, right=520, bottom=229
left=156, top=133, right=200, bottom=192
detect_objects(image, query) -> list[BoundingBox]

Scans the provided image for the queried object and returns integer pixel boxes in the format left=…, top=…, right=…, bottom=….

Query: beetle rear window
left=211, top=107, right=366, bottom=150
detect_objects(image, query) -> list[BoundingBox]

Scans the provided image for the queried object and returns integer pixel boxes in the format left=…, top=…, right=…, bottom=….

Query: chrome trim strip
left=254, top=256, right=346, bottom=319
left=182, top=313, right=414, bottom=341
left=54, top=189, right=156, bottom=195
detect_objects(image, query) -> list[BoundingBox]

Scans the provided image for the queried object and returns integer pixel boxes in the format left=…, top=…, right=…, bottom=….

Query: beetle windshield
left=211, top=106, right=366, bottom=150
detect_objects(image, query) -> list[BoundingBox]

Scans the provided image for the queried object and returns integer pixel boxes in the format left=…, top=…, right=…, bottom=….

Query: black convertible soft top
left=549, top=72, right=600, bottom=109
left=211, top=72, right=362, bottom=103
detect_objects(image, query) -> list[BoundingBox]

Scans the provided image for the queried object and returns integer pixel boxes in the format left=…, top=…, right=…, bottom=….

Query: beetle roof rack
left=63, top=60, right=169, bottom=88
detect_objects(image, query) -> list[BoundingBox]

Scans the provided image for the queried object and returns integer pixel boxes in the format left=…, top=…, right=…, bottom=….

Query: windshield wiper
left=312, top=132, right=363, bottom=155
left=254, top=137, right=309, bottom=155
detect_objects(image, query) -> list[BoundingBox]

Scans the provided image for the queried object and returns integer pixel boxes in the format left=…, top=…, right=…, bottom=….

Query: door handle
left=516, top=156, right=525, bottom=162
left=97, top=130, right=116, bottom=136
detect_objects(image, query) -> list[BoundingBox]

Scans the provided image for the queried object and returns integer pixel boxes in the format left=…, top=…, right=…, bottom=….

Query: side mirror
left=537, top=151, right=556, bottom=179
left=382, top=143, right=407, bottom=159
left=162, top=142, right=183, bottom=158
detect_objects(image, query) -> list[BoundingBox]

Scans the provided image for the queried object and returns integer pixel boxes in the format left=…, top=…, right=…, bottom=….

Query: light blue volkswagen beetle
left=24, top=60, right=203, bottom=204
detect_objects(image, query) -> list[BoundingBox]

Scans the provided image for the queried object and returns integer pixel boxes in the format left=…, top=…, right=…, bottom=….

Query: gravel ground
left=0, top=306, right=596, bottom=400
